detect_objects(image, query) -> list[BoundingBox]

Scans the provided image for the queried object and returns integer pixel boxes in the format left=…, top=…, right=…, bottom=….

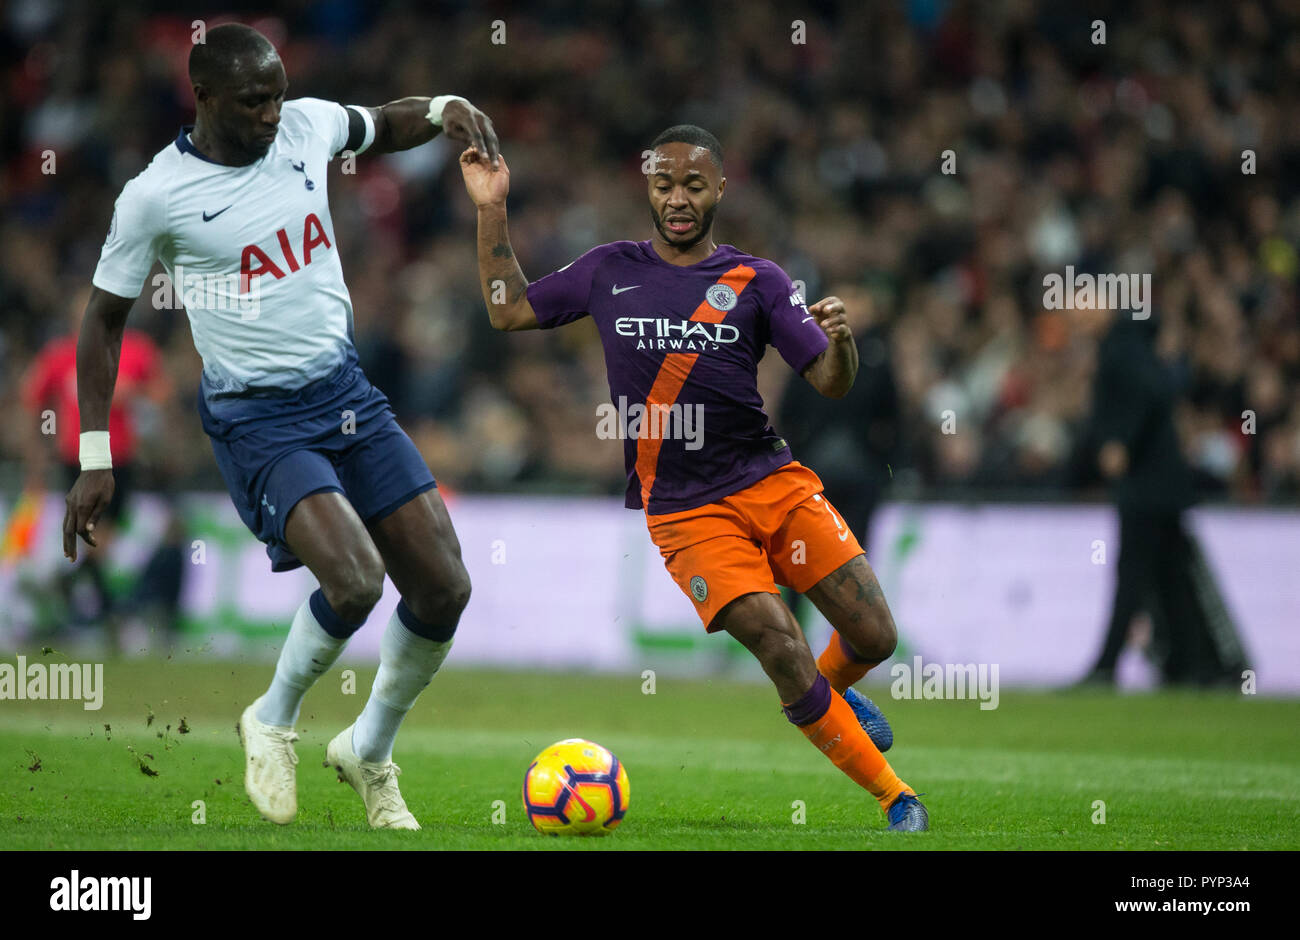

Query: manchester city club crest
left=690, top=575, right=708, bottom=602
left=706, top=283, right=738, bottom=311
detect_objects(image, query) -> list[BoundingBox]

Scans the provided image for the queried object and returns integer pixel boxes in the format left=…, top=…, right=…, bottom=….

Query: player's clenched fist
left=460, top=148, right=511, bottom=208
left=808, top=296, right=852, bottom=343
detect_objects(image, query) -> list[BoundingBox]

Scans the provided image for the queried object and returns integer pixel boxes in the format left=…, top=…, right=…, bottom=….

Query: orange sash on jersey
left=634, top=265, right=756, bottom=507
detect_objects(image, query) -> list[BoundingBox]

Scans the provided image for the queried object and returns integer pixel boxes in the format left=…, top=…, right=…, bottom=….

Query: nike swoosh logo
left=611, top=284, right=641, bottom=295
left=202, top=205, right=233, bottom=222
left=801, top=315, right=814, bottom=323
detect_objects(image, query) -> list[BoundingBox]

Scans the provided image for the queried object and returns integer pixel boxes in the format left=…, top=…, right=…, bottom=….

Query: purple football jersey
left=526, top=240, right=829, bottom=513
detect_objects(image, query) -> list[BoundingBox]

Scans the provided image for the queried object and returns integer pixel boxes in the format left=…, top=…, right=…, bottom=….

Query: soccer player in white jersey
left=62, top=23, right=499, bottom=830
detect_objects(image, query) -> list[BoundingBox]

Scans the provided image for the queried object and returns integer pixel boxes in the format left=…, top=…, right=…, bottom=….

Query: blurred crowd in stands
left=2, top=0, right=1298, bottom=504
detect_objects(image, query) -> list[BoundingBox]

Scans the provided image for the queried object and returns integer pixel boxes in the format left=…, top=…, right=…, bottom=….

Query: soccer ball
left=522, top=738, right=630, bottom=835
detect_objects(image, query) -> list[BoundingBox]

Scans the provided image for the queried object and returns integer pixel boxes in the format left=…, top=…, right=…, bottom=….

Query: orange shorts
left=645, top=461, right=866, bottom=631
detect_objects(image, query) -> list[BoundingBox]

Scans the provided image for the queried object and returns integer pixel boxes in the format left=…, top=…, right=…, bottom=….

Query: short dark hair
left=189, top=23, right=277, bottom=87
left=651, top=125, right=723, bottom=168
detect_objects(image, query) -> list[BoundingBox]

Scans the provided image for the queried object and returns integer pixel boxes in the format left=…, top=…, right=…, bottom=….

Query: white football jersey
left=93, top=98, right=371, bottom=400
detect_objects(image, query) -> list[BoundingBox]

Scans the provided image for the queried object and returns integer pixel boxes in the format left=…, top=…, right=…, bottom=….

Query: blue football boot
left=886, top=792, right=929, bottom=831
left=843, top=686, right=893, bottom=752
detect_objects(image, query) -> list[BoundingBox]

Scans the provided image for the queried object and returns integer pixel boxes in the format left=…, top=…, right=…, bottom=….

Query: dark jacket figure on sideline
left=1081, top=312, right=1248, bottom=687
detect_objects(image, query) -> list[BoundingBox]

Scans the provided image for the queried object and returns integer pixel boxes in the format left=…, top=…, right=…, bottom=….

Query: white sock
left=352, top=610, right=453, bottom=763
left=257, top=596, right=350, bottom=727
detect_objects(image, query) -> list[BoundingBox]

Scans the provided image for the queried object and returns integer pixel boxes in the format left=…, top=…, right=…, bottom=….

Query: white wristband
left=79, top=431, right=112, bottom=471
left=426, top=95, right=467, bottom=127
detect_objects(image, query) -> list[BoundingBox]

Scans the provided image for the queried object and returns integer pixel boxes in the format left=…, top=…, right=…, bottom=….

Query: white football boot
left=237, top=696, right=299, bottom=824
left=324, top=724, right=420, bottom=830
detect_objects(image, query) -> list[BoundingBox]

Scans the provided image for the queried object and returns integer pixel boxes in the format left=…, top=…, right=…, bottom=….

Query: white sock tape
left=426, top=95, right=467, bottom=127
left=79, top=431, right=112, bottom=470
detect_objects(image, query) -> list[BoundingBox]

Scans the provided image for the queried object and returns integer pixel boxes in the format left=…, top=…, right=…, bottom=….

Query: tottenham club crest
left=706, top=284, right=738, bottom=311
left=690, top=575, right=708, bottom=603
left=290, top=159, right=315, bottom=190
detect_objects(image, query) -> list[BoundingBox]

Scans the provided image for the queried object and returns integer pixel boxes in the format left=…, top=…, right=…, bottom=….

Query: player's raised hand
left=62, top=469, right=114, bottom=561
left=808, top=296, right=853, bottom=344
left=459, top=147, right=511, bottom=208
left=441, top=99, right=500, bottom=168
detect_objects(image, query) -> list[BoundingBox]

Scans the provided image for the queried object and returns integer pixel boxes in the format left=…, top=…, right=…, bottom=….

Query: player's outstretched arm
left=62, top=286, right=134, bottom=561
left=801, top=296, right=858, bottom=398
left=361, top=97, right=499, bottom=163
left=458, top=147, right=539, bottom=331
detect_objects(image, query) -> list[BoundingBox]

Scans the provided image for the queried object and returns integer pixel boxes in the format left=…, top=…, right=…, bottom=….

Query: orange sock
left=817, top=633, right=879, bottom=694
left=784, top=674, right=911, bottom=813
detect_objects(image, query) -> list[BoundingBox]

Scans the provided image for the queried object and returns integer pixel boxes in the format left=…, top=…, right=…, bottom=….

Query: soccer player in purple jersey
left=458, top=125, right=928, bottom=831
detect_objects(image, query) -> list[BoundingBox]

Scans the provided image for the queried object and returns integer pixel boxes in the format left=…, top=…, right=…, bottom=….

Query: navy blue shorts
left=198, top=355, right=436, bottom=572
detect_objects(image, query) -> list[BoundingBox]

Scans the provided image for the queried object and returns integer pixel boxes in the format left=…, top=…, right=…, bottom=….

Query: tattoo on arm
left=492, top=222, right=514, bottom=260
left=489, top=270, right=527, bottom=302
left=508, top=273, right=527, bottom=302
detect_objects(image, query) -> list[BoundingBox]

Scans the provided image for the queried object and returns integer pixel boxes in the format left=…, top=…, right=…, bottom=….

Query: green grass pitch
left=2, top=658, right=1297, bottom=850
